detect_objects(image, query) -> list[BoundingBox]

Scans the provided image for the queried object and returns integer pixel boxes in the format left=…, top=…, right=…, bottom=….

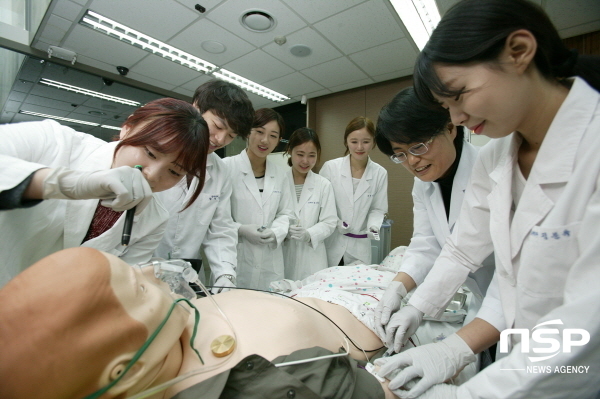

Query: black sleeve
left=0, top=172, right=43, bottom=210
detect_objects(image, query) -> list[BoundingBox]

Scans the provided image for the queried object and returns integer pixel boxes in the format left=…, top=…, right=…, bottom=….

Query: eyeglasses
left=389, top=136, right=435, bottom=164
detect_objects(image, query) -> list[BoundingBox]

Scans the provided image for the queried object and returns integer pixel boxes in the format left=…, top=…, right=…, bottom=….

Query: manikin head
left=0, top=248, right=189, bottom=399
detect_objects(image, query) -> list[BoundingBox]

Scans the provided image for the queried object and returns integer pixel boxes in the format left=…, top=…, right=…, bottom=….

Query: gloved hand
left=367, top=225, right=380, bottom=240
left=211, top=274, right=236, bottom=294
left=260, top=228, right=277, bottom=245
left=289, top=226, right=311, bottom=242
left=375, top=333, right=475, bottom=398
left=385, top=304, right=424, bottom=353
left=373, top=281, right=407, bottom=341
left=43, top=166, right=152, bottom=212
left=239, top=225, right=275, bottom=245
left=337, top=219, right=349, bottom=233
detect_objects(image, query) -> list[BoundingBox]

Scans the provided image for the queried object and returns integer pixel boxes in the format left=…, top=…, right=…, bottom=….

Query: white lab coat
left=222, top=150, right=294, bottom=290
left=282, top=169, right=337, bottom=280
left=0, top=120, right=168, bottom=288
left=410, top=78, right=600, bottom=398
left=399, top=141, right=495, bottom=298
left=154, top=152, right=237, bottom=282
left=319, top=155, right=388, bottom=266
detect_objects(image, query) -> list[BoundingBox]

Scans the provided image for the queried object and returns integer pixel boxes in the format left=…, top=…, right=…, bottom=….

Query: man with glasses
left=371, top=87, right=496, bottom=394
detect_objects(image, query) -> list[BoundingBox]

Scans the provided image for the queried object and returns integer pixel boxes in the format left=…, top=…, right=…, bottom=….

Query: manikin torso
left=161, top=290, right=387, bottom=398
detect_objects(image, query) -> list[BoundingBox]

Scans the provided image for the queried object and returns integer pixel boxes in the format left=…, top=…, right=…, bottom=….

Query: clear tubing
left=127, top=279, right=238, bottom=399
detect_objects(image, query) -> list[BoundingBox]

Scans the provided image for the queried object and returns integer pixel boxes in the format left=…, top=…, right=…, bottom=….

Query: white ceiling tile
left=207, top=0, right=306, bottom=47
left=32, top=41, right=52, bottom=53
left=329, top=78, right=374, bottom=93
left=304, top=88, right=332, bottom=99
left=5, top=100, right=21, bottom=113
left=313, top=0, right=405, bottom=54
left=263, top=72, right=324, bottom=98
left=23, top=94, right=80, bottom=113
left=263, top=27, right=342, bottom=70
left=223, top=49, right=294, bottom=84
left=69, top=0, right=88, bottom=5
left=88, top=0, right=197, bottom=41
left=179, top=74, right=214, bottom=92
left=8, top=91, right=27, bottom=102
left=434, top=0, right=460, bottom=17
left=372, top=67, right=413, bottom=83
left=30, top=84, right=89, bottom=104
left=133, top=56, right=204, bottom=87
left=172, top=86, right=195, bottom=98
left=62, top=25, right=149, bottom=68
left=301, top=57, right=369, bottom=88
left=52, top=0, right=84, bottom=21
left=281, top=0, right=367, bottom=24
left=350, top=38, right=416, bottom=77
left=39, top=15, right=72, bottom=44
left=69, top=53, right=123, bottom=77
left=173, top=0, right=225, bottom=13
left=244, top=91, right=281, bottom=109
left=169, top=18, right=255, bottom=65
left=125, top=71, right=177, bottom=91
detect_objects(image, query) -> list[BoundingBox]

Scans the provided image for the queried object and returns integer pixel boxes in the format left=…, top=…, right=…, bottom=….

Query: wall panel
left=310, top=76, right=416, bottom=252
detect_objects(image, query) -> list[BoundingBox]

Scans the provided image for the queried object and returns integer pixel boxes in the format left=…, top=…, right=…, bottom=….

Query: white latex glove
left=238, top=224, right=270, bottom=245
left=373, top=281, right=407, bottom=340
left=43, top=166, right=152, bottom=212
left=375, top=334, right=475, bottom=398
left=260, top=228, right=277, bottom=245
left=269, top=279, right=303, bottom=293
left=367, top=225, right=380, bottom=240
left=289, top=226, right=311, bottom=242
left=337, top=219, right=349, bottom=233
left=211, top=275, right=236, bottom=294
left=385, top=304, right=424, bottom=353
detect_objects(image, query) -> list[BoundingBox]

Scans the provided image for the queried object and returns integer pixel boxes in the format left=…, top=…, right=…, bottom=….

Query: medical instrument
left=365, top=362, right=386, bottom=383
left=257, top=225, right=267, bottom=232
left=369, top=228, right=380, bottom=241
left=275, top=341, right=350, bottom=368
left=121, top=165, right=142, bottom=246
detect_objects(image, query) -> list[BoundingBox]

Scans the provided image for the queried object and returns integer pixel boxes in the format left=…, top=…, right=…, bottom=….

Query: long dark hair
left=116, top=98, right=209, bottom=209
left=253, top=108, right=285, bottom=136
left=414, top=0, right=600, bottom=106
left=376, top=86, right=464, bottom=156
left=285, top=127, right=321, bottom=167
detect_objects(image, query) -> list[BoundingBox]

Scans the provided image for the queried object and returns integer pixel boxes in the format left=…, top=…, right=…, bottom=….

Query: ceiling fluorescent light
left=100, top=124, right=122, bottom=130
left=39, top=78, right=141, bottom=106
left=212, top=69, right=289, bottom=103
left=80, top=10, right=290, bottom=102
left=390, top=0, right=440, bottom=50
left=19, top=110, right=100, bottom=127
